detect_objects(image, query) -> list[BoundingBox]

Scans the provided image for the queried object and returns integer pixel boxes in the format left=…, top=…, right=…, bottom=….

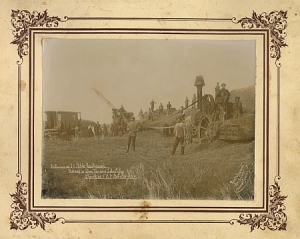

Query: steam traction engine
left=190, top=76, right=238, bottom=143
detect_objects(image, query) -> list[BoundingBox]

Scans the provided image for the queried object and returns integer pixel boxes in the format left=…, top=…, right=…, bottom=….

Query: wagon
left=111, top=109, right=134, bottom=136
left=43, top=111, right=82, bottom=139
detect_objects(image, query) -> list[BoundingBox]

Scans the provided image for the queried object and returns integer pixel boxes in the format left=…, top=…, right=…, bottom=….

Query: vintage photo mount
left=9, top=10, right=288, bottom=232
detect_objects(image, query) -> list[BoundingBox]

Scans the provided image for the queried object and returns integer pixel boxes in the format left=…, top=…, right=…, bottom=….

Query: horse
left=88, top=125, right=96, bottom=140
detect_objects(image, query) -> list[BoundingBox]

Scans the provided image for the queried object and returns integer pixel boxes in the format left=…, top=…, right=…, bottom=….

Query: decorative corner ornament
left=235, top=177, right=287, bottom=232
left=10, top=9, right=67, bottom=63
left=232, top=10, right=288, bottom=67
left=10, top=176, right=64, bottom=230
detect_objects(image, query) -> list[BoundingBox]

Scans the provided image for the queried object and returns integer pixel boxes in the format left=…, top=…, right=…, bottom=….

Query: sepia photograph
left=41, top=38, right=256, bottom=201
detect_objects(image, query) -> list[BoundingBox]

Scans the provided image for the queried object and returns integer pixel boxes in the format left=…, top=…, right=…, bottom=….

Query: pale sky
left=43, top=39, right=255, bottom=123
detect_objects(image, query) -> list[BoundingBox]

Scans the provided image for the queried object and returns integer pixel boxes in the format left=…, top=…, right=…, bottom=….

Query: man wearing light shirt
left=126, top=117, right=139, bottom=153
left=171, top=117, right=186, bottom=155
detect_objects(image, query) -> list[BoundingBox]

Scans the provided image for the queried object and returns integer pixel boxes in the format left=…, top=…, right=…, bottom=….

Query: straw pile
left=229, top=85, right=255, bottom=114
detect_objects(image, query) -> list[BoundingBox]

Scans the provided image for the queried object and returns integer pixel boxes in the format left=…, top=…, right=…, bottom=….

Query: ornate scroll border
left=9, top=10, right=287, bottom=231
left=11, top=9, right=68, bottom=64
left=232, top=10, right=288, bottom=67
left=233, top=177, right=287, bottom=231
left=10, top=9, right=68, bottom=230
left=10, top=175, right=65, bottom=230
left=232, top=10, right=288, bottom=231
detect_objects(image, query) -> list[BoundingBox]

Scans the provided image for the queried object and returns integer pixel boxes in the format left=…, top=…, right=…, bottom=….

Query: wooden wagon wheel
left=197, top=116, right=213, bottom=143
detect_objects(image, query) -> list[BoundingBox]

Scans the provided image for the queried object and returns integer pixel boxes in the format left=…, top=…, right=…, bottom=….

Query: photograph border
left=9, top=10, right=287, bottom=232
left=30, top=28, right=267, bottom=213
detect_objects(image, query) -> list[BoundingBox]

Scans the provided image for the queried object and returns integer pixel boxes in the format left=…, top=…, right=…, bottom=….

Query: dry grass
left=42, top=130, right=254, bottom=200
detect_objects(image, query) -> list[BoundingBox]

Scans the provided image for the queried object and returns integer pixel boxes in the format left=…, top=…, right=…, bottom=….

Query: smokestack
left=194, top=75, right=205, bottom=109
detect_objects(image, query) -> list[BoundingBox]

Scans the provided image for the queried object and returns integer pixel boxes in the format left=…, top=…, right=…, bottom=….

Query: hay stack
left=229, top=85, right=255, bottom=114
left=220, top=113, right=255, bottom=140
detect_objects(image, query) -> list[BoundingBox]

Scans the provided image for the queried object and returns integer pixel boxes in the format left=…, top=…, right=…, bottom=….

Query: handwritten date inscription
left=50, top=163, right=137, bottom=180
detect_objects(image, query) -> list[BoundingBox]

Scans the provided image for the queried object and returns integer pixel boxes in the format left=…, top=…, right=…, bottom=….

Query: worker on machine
left=233, top=96, right=243, bottom=119
left=167, top=102, right=171, bottom=115
left=192, top=94, right=196, bottom=108
left=159, top=103, right=164, bottom=116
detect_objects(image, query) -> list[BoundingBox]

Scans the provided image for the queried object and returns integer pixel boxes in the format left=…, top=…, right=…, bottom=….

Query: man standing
left=167, top=101, right=171, bottom=115
left=103, top=123, right=108, bottom=137
left=139, top=109, right=144, bottom=120
left=181, top=106, right=186, bottom=118
left=96, top=121, right=101, bottom=138
left=73, top=125, right=79, bottom=141
left=120, top=105, right=125, bottom=113
left=148, top=108, right=153, bottom=121
left=150, top=99, right=156, bottom=112
left=217, top=83, right=230, bottom=104
left=159, top=103, right=164, bottom=116
left=192, top=94, right=196, bottom=108
left=215, top=82, right=220, bottom=100
left=233, top=96, right=243, bottom=119
left=110, top=123, right=114, bottom=137
left=185, top=97, right=189, bottom=109
left=126, top=117, right=139, bottom=152
left=172, top=117, right=186, bottom=155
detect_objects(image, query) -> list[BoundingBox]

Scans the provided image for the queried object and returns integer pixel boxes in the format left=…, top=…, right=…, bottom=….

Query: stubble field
left=42, top=130, right=254, bottom=200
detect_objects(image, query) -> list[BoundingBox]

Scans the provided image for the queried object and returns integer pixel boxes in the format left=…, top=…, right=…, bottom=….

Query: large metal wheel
left=191, top=125, right=197, bottom=137
left=197, top=116, right=212, bottom=143
left=201, top=94, right=215, bottom=115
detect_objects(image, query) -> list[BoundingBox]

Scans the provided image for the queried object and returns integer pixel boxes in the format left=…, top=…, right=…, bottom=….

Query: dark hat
left=221, top=83, right=226, bottom=86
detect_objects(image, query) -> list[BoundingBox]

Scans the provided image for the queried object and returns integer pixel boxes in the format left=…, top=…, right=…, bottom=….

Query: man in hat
left=148, top=108, right=153, bottom=121
left=96, top=121, right=101, bottom=138
left=120, top=105, right=125, bottom=113
left=159, top=103, right=164, bottom=116
left=126, top=117, right=139, bottom=152
left=172, top=117, right=186, bottom=155
left=150, top=99, right=156, bottom=112
left=215, top=82, right=220, bottom=100
left=167, top=101, right=171, bottom=115
left=217, top=83, right=230, bottom=104
left=139, top=109, right=144, bottom=120
left=119, top=105, right=125, bottom=122
left=233, top=96, right=243, bottom=119
left=192, top=94, right=197, bottom=108
left=181, top=106, right=186, bottom=118
left=102, top=123, right=108, bottom=137
left=185, top=97, right=189, bottom=109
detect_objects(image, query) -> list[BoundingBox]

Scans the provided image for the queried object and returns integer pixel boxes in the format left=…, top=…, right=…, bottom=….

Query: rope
left=146, top=126, right=175, bottom=130
left=146, top=98, right=201, bottom=126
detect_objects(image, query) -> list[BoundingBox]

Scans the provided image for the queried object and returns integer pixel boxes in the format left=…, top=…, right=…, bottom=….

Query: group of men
left=148, top=100, right=173, bottom=119
left=149, top=96, right=197, bottom=120
left=126, top=83, right=243, bottom=154
left=214, top=82, right=243, bottom=121
left=92, top=122, right=108, bottom=139
left=125, top=115, right=186, bottom=156
left=184, top=94, right=198, bottom=109
left=215, top=82, right=230, bottom=106
left=124, top=99, right=190, bottom=155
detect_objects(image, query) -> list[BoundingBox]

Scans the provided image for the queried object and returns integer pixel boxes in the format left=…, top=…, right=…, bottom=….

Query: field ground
left=42, top=130, right=254, bottom=200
